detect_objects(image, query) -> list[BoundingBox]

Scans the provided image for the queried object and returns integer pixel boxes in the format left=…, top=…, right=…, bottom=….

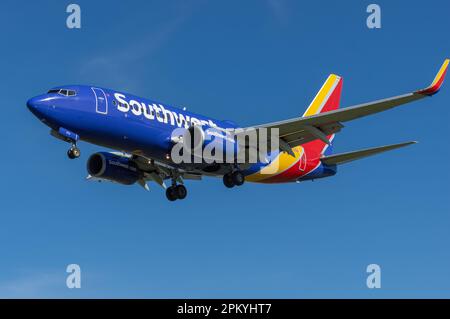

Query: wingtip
left=416, top=59, right=449, bottom=96
left=400, top=141, right=418, bottom=147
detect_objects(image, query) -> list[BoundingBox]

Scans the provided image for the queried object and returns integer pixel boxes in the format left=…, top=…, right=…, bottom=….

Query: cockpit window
left=47, top=89, right=77, bottom=96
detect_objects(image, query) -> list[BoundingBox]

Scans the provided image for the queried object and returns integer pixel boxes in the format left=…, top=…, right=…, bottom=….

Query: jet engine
left=86, top=152, right=140, bottom=185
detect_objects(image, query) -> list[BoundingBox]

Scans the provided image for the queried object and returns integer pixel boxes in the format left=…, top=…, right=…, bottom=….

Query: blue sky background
left=0, top=0, right=449, bottom=298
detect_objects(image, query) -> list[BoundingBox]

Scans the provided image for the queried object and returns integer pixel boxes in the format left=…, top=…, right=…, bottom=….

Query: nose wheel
left=67, top=145, right=81, bottom=159
left=223, top=171, right=245, bottom=188
left=166, top=184, right=187, bottom=201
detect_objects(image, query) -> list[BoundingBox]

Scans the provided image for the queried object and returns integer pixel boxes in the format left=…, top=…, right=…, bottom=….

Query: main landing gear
left=67, top=144, right=81, bottom=159
left=223, top=171, right=245, bottom=188
left=166, top=184, right=187, bottom=201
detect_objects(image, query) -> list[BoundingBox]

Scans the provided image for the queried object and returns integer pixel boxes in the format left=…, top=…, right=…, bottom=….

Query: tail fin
left=302, top=74, right=343, bottom=155
left=303, top=74, right=343, bottom=117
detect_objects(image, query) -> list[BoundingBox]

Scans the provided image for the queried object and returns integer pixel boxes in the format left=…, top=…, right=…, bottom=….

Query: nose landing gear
left=67, top=144, right=81, bottom=159
left=50, top=128, right=81, bottom=160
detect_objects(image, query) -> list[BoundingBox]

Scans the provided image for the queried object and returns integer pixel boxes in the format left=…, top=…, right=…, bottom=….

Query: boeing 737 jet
left=27, top=60, right=448, bottom=201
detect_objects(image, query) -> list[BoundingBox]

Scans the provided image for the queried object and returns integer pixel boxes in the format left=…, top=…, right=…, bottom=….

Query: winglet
left=416, top=59, right=449, bottom=96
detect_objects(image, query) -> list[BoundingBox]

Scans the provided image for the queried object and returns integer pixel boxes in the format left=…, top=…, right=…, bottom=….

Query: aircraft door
left=299, top=149, right=307, bottom=171
left=92, top=87, right=108, bottom=114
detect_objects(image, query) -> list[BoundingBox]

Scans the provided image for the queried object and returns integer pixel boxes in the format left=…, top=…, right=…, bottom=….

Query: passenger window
left=68, top=90, right=76, bottom=96
left=47, top=89, right=60, bottom=94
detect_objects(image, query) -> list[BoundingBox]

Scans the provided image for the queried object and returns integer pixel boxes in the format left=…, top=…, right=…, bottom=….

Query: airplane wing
left=241, top=59, right=448, bottom=152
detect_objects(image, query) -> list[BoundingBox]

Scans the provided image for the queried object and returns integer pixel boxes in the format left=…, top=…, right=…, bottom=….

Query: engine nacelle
left=181, top=125, right=239, bottom=162
left=87, top=152, right=140, bottom=185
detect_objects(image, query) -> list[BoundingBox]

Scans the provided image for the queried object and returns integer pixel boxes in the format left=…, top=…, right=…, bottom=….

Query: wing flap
left=320, top=141, right=417, bottom=166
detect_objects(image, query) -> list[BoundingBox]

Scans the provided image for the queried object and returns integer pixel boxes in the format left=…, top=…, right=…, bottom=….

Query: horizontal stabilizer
left=321, top=141, right=417, bottom=166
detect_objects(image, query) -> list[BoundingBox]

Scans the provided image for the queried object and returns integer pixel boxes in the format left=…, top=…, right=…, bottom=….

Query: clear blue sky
left=0, top=0, right=449, bottom=298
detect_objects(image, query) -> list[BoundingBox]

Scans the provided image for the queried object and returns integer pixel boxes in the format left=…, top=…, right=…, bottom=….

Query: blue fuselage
left=27, top=85, right=237, bottom=164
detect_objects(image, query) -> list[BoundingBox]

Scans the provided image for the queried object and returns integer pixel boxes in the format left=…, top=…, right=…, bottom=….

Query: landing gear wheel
left=166, top=186, right=177, bottom=201
left=175, top=184, right=187, bottom=200
left=166, top=185, right=188, bottom=201
left=223, top=174, right=235, bottom=188
left=232, top=171, right=245, bottom=186
left=67, top=146, right=80, bottom=159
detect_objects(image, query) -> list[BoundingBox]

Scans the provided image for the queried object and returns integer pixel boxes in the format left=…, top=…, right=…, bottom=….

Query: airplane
left=27, top=59, right=448, bottom=201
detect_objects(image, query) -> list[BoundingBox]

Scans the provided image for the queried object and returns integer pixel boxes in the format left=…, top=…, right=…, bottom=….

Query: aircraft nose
left=27, top=96, right=48, bottom=119
left=26, top=97, right=38, bottom=111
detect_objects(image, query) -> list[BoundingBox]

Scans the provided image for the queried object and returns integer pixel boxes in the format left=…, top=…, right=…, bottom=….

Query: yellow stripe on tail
left=302, top=74, right=343, bottom=117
